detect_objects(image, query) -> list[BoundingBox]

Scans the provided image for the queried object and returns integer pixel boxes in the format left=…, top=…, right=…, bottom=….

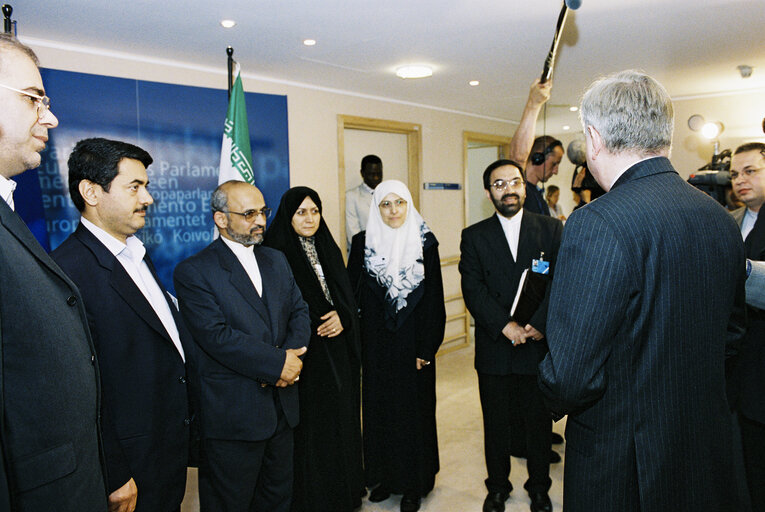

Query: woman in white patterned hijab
left=363, top=179, right=430, bottom=312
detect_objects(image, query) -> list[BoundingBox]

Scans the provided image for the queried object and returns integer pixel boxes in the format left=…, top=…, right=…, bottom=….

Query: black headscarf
left=264, top=186, right=360, bottom=355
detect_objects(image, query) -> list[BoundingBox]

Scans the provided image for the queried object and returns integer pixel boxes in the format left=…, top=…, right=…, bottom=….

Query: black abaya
left=347, top=230, right=446, bottom=497
left=264, top=187, right=364, bottom=512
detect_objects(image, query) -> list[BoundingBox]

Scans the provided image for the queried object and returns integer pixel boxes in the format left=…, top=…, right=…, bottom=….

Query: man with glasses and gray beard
left=460, top=159, right=562, bottom=512
left=539, top=70, right=746, bottom=512
left=174, top=180, right=310, bottom=512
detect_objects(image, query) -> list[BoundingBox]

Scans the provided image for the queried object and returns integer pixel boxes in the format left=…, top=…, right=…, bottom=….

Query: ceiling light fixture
left=220, top=20, right=236, bottom=28
left=469, top=80, right=480, bottom=86
left=395, top=65, right=433, bottom=79
left=563, top=125, right=571, bottom=131
left=569, top=106, right=578, bottom=112
left=303, top=39, right=316, bottom=46
left=688, top=114, right=724, bottom=141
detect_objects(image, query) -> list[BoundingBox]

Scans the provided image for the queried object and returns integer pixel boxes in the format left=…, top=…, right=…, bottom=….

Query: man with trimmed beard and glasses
left=460, top=160, right=563, bottom=512
left=52, top=137, right=192, bottom=512
left=0, top=34, right=106, bottom=510
left=174, top=180, right=310, bottom=512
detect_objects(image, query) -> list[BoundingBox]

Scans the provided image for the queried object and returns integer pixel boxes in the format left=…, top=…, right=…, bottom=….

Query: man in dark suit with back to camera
left=460, top=158, right=562, bottom=512
left=174, top=180, right=310, bottom=512
left=730, top=141, right=765, bottom=511
left=51, top=138, right=192, bottom=512
left=539, top=70, right=747, bottom=512
left=0, top=34, right=107, bottom=511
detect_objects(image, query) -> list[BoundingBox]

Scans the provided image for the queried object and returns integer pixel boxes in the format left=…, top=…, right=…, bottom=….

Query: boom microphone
left=540, top=1, right=573, bottom=83
left=567, top=138, right=587, bottom=167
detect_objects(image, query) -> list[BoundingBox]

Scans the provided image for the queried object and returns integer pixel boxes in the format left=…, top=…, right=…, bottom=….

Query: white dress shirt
left=741, top=208, right=758, bottom=241
left=0, top=174, right=18, bottom=210
left=80, top=217, right=185, bottom=361
left=221, top=236, right=263, bottom=296
left=345, top=182, right=375, bottom=249
left=496, top=209, right=524, bottom=261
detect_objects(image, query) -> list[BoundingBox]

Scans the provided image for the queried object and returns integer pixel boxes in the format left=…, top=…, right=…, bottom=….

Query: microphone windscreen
left=565, top=0, right=582, bottom=9
left=567, top=138, right=587, bottom=166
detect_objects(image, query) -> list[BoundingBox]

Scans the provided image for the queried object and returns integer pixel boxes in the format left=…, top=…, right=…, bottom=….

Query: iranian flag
left=219, top=62, right=255, bottom=185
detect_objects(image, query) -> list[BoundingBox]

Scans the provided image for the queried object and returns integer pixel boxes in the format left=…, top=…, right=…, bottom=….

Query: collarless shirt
left=221, top=236, right=263, bottom=296
left=0, top=174, right=18, bottom=210
left=80, top=217, right=185, bottom=361
left=742, top=208, right=758, bottom=241
left=345, top=182, right=375, bottom=248
left=496, top=209, right=524, bottom=261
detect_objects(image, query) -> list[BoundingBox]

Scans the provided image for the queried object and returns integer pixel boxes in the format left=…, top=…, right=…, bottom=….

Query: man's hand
left=416, top=358, right=431, bottom=370
left=279, top=346, right=307, bottom=385
left=524, top=324, right=544, bottom=341
left=108, top=478, right=137, bottom=512
left=502, top=321, right=529, bottom=345
left=528, top=78, right=553, bottom=108
left=316, top=310, right=343, bottom=338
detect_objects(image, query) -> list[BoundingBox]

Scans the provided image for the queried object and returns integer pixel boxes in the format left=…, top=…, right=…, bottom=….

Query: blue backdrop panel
left=26, top=68, right=289, bottom=293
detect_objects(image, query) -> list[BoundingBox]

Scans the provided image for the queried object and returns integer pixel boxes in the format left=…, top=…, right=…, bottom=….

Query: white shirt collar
left=496, top=207, right=524, bottom=228
left=359, top=182, right=374, bottom=194
left=221, top=235, right=255, bottom=258
left=79, top=216, right=146, bottom=263
left=0, top=174, right=18, bottom=210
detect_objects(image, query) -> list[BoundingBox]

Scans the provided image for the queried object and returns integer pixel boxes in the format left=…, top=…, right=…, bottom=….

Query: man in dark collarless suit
left=539, top=70, right=746, bottom=512
left=460, top=160, right=562, bottom=512
left=52, top=138, right=192, bottom=512
left=0, top=34, right=106, bottom=511
left=174, top=180, right=310, bottom=512
left=730, top=142, right=765, bottom=511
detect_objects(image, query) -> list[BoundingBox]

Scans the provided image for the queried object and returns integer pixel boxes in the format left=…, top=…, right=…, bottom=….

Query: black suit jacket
left=538, top=157, right=746, bottom=511
left=732, top=207, right=765, bottom=423
left=51, top=223, right=191, bottom=511
left=173, top=238, right=310, bottom=441
left=460, top=210, right=562, bottom=376
left=0, top=201, right=106, bottom=511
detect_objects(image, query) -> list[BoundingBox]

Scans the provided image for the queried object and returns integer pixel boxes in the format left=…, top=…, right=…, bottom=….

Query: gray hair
left=210, top=181, right=234, bottom=213
left=0, top=34, right=39, bottom=72
left=580, top=70, right=673, bottom=155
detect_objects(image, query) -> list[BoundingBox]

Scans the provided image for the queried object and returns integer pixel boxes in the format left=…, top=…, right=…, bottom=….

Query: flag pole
left=3, top=4, right=14, bottom=34
left=226, top=46, right=234, bottom=100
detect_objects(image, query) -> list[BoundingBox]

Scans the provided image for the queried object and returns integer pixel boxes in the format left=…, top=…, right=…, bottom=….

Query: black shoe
left=368, top=487, right=390, bottom=502
left=550, top=449, right=561, bottom=463
left=551, top=432, right=564, bottom=445
left=529, top=491, right=552, bottom=512
left=400, top=494, right=421, bottom=512
left=482, top=492, right=508, bottom=512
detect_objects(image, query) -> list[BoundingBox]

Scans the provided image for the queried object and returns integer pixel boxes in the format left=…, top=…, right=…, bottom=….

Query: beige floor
left=180, top=343, right=567, bottom=511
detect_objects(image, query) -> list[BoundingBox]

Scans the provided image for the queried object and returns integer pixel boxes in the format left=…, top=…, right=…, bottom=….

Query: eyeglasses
left=379, top=198, right=407, bottom=210
left=0, top=83, right=52, bottom=120
left=491, top=178, right=524, bottom=191
left=223, top=208, right=272, bottom=221
left=730, top=167, right=764, bottom=181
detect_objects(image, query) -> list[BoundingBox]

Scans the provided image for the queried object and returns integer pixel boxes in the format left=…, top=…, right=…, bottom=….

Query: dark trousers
left=478, top=373, right=552, bottom=495
left=740, top=413, right=765, bottom=512
left=199, top=409, right=294, bottom=512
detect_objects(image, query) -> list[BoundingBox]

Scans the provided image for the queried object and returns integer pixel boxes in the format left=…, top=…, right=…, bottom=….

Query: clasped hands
left=276, top=346, right=307, bottom=387
left=502, top=320, right=543, bottom=346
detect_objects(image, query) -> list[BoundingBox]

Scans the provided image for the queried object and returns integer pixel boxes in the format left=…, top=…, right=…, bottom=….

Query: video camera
left=687, top=148, right=731, bottom=206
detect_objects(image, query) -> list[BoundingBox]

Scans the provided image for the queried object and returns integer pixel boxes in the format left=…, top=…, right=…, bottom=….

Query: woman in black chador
left=264, top=186, right=363, bottom=512
left=347, top=180, right=446, bottom=512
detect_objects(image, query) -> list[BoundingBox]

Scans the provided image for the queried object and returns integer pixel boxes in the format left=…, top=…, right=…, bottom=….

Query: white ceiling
left=11, top=0, right=765, bottom=132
